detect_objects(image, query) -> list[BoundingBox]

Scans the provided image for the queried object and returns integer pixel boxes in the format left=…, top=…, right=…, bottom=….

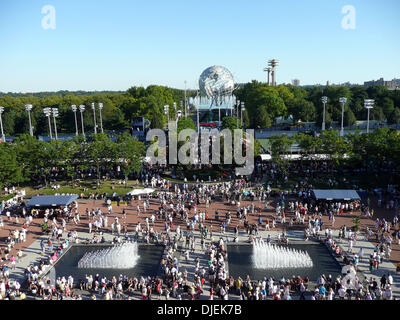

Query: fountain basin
left=48, top=244, right=164, bottom=284
left=227, top=242, right=341, bottom=281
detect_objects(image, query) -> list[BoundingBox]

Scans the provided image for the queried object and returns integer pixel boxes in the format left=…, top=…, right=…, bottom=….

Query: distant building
left=364, top=78, right=400, bottom=90
left=326, top=80, right=330, bottom=86
left=291, top=79, right=300, bottom=87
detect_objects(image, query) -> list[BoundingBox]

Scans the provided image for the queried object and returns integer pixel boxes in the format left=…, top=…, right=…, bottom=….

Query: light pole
left=339, top=97, right=347, bottom=137
left=98, top=103, right=104, bottom=133
left=236, top=100, right=240, bottom=128
left=241, top=102, right=245, bottom=128
left=25, top=104, right=33, bottom=136
left=71, top=105, right=79, bottom=137
left=52, top=108, right=59, bottom=140
left=43, top=108, right=53, bottom=140
left=180, top=101, right=184, bottom=118
left=321, top=96, right=328, bottom=131
left=0, top=107, right=5, bottom=142
left=364, top=99, right=375, bottom=133
left=79, top=105, right=86, bottom=139
left=164, top=105, right=169, bottom=130
left=91, top=103, right=97, bottom=134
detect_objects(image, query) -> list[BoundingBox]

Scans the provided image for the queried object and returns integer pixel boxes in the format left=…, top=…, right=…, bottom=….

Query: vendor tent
left=312, top=190, right=361, bottom=201
left=27, top=195, right=79, bottom=208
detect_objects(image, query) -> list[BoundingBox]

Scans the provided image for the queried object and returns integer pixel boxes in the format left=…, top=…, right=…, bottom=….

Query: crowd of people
left=0, top=159, right=399, bottom=300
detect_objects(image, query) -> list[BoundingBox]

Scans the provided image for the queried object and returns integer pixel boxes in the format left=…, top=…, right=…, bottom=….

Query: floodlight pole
left=241, top=102, right=245, bottom=128
left=71, top=105, right=78, bottom=137
left=98, top=103, right=104, bottom=133
left=0, top=107, right=5, bottom=142
left=25, top=105, right=34, bottom=136
left=79, top=105, right=86, bottom=140
left=91, top=103, right=97, bottom=134
left=321, top=96, right=328, bottom=131
left=52, top=108, right=58, bottom=140
left=364, top=99, right=375, bottom=134
left=339, top=97, right=347, bottom=137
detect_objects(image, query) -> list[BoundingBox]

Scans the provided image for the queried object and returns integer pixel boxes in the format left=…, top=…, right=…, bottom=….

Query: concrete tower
left=263, top=67, right=272, bottom=85
left=268, top=59, right=279, bottom=86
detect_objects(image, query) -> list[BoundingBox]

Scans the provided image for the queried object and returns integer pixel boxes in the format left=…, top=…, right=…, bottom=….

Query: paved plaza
left=2, top=192, right=400, bottom=300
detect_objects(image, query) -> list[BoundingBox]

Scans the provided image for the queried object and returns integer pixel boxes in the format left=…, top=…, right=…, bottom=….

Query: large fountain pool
left=227, top=242, right=342, bottom=281
left=48, top=244, right=164, bottom=284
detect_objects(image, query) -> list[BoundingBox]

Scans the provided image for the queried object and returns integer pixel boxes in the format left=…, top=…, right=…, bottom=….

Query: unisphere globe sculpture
left=199, top=65, right=235, bottom=99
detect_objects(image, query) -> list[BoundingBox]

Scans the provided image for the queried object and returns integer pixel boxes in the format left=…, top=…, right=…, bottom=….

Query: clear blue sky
left=0, top=0, right=399, bottom=92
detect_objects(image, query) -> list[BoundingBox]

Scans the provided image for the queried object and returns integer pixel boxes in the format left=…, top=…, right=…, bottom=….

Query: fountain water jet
left=77, top=242, right=140, bottom=269
left=252, top=238, right=313, bottom=269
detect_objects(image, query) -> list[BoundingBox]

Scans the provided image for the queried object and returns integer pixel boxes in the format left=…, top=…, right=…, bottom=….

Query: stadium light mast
left=164, top=105, right=169, bottom=130
left=364, top=99, right=375, bottom=133
left=0, top=107, right=5, bottom=142
left=241, top=102, right=245, bottom=127
left=52, top=108, right=59, bottom=140
left=43, top=108, right=53, bottom=140
left=268, top=59, right=279, bottom=86
left=79, top=105, right=86, bottom=139
left=25, top=104, right=34, bottom=136
left=339, top=97, right=347, bottom=137
left=91, top=103, right=97, bottom=134
left=321, top=96, right=328, bottom=131
left=98, top=103, right=104, bottom=133
left=71, top=105, right=79, bottom=137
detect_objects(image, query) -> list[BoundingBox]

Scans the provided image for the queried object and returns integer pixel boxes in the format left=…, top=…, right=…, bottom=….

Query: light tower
left=263, top=67, right=272, bottom=85
left=339, top=97, right=347, bottom=137
left=91, top=103, right=97, bottom=134
left=268, top=59, right=279, bottom=86
left=0, top=106, right=5, bottom=142
left=43, top=107, right=53, bottom=140
left=25, top=104, right=34, bottom=136
left=321, top=96, right=328, bottom=131
left=71, top=105, right=79, bottom=137
left=164, top=105, right=169, bottom=130
left=241, top=102, right=245, bottom=127
left=98, top=103, right=104, bottom=133
left=364, top=99, right=375, bottom=133
left=79, top=105, right=86, bottom=139
left=52, top=108, right=59, bottom=140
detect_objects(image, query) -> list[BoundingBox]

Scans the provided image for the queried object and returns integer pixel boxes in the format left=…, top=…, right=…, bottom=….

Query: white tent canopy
left=126, top=188, right=155, bottom=196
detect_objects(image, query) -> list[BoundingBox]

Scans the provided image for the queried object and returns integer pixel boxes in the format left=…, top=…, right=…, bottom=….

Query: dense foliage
left=0, top=133, right=145, bottom=187
left=235, top=82, right=400, bottom=128
left=1, top=83, right=398, bottom=137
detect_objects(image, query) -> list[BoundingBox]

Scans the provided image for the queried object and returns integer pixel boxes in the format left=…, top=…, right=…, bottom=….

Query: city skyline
left=0, top=0, right=399, bottom=92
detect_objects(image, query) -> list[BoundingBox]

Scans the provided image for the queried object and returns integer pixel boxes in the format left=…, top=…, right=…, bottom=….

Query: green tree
left=388, top=108, right=400, bottom=125
left=116, top=133, right=145, bottom=185
left=269, top=134, right=293, bottom=168
left=344, top=108, right=357, bottom=126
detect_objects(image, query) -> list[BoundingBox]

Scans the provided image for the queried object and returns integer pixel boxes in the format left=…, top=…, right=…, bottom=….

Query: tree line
left=235, top=82, right=400, bottom=128
left=0, top=133, right=145, bottom=188
left=1, top=83, right=399, bottom=138
left=268, top=127, right=400, bottom=171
